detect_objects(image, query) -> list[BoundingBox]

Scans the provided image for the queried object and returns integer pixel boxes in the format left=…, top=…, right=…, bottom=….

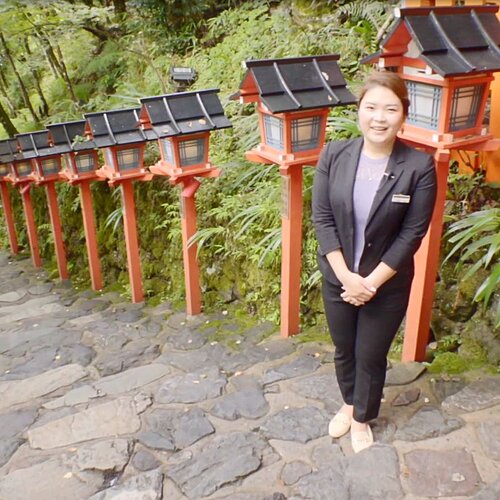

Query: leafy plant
left=443, top=207, right=500, bottom=328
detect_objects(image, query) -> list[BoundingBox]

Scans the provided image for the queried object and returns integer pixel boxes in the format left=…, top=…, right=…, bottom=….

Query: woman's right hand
left=338, top=271, right=376, bottom=305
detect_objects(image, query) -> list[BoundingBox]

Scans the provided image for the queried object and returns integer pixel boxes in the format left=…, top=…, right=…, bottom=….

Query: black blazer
left=312, top=137, right=437, bottom=291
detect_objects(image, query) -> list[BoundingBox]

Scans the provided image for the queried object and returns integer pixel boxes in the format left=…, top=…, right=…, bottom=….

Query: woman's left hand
left=340, top=276, right=377, bottom=306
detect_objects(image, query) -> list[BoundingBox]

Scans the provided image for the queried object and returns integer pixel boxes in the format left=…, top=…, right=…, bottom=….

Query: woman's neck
left=362, top=140, right=394, bottom=159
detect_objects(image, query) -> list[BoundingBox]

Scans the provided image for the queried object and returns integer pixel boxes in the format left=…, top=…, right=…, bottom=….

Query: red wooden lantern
left=139, top=89, right=232, bottom=314
left=363, top=4, right=500, bottom=361
left=233, top=55, right=356, bottom=337
left=83, top=107, right=156, bottom=303
left=84, top=108, right=155, bottom=184
left=140, top=89, right=231, bottom=180
left=4, top=138, right=41, bottom=267
left=0, top=139, right=19, bottom=254
left=16, top=131, right=63, bottom=183
left=46, top=120, right=103, bottom=291
left=15, top=131, right=69, bottom=280
left=47, top=120, right=100, bottom=183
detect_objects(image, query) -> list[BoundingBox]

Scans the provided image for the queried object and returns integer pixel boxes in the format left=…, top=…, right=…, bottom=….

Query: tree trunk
left=112, top=0, right=126, bottom=15
left=54, top=42, right=79, bottom=105
left=22, top=11, right=79, bottom=106
left=0, top=31, right=39, bottom=124
left=0, top=100, right=18, bottom=137
left=24, top=37, right=49, bottom=117
left=0, top=71, right=17, bottom=117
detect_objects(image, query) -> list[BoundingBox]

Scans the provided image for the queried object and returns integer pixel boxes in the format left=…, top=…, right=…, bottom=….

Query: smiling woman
left=311, top=71, right=437, bottom=453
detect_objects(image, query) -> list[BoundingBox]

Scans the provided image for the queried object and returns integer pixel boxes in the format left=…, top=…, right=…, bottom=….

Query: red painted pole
left=45, top=182, right=69, bottom=280
left=180, top=177, right=202, bottom=315
left=0, top=182, right=19, bottom=254
left=403, top=150, right=451, bottom=362
left=79, top=180, right=103, bottom=291
left=280, top=164, right=303, bottom=337
left=20, top=184, right=42, bottom=268
left=120, top=179, right=144, bottom=303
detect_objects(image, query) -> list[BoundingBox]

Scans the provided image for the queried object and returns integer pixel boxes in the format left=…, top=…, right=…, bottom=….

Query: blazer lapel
left=366, top=139, right=407, bottom=228
left=339, top=137, right=363, bottom=267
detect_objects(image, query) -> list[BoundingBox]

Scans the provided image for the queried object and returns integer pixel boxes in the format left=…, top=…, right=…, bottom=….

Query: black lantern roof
left=233, top=55, right=356, bottom=113
left=16, top=131, right=55, bottom=159
left=84, top=107, right=156, bottom=148
left=140, top=89, right=232, bottom=138
left=0, top=138, right=20, bottom=164
left=364, top=5, right=500, bottom=77
left=46, top=120, right=97, bottom=154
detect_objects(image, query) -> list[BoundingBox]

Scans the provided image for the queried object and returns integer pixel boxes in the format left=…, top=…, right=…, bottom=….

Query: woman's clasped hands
left=339, top=271, right=377, bottom=306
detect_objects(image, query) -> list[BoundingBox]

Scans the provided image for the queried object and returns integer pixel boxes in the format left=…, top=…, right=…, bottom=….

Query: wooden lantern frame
left=362, top=4, right=500, bottom=361
left=234, top=55, right=356, bottom=337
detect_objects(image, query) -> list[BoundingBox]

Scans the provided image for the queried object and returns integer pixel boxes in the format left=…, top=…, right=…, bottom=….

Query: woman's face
left=358, top=85, right=405, bottom=151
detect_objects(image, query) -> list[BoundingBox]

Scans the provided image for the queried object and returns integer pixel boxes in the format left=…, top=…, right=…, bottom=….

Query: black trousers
left=322, top=277, right=411, bottom=422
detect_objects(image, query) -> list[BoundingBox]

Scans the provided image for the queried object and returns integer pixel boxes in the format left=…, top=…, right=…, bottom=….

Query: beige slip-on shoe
left=351, top=424, right=373, bottom=453
left=328, top=412, right=352, bottom=438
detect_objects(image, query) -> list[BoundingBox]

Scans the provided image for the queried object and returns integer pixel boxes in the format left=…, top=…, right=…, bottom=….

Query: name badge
left=392, top=194, right=411, bottom=204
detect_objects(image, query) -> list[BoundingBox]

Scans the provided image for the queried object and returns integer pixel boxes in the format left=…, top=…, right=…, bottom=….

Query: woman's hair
left=358, top=71, right=410, bottom=117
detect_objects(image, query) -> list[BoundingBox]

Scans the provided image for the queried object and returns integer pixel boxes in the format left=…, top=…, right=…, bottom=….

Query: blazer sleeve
left=312, top=142, right=342, bottom=256
left=381, top=155, right=437, bottom=271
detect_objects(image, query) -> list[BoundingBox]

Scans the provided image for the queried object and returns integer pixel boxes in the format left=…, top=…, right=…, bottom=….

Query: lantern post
left=0, top=139, right=19, bottom=254
left=363, top=4, right=500, bottom=361
left=47, top=120, right=104, bottom=291
left=139, top=88, right=232, bottom=315
left=16, top=131, right=69, bottom=280
left=84, top=108, right=155, bottom=303
left=5, top=139, right=43, bottom=267
left=233, top=55, right=356, bottom=337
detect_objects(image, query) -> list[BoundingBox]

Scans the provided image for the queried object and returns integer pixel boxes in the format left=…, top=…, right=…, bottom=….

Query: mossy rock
left=458, top=338, right=488, bottom=366
left=428, top=352, right=468, bottom=374
left=461, top=313, right=500, bottom=366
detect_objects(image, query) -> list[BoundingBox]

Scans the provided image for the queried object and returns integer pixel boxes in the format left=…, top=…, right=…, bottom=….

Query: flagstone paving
left=0, top=251, right=499, bottom=499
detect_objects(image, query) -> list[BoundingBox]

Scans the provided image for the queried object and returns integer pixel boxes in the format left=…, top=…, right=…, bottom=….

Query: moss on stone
left=428, top=352, right=468, bottom=374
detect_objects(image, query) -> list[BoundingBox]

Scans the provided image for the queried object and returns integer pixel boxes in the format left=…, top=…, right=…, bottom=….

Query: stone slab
left=0, top=364, right=87, bottom=410
left=404, top=448, right=482, bottom=497
left=290, top=374, right=343, bottom=406
left=156, top=366, right=227, bottom=404
left=210, top=390, right=269, bottom=420
left=395, top=406, right=464, bottom=441
left=293, top=467, right=348, bottom=500
left=89, top=470, right=163, bottom=500
left=472, top=478, right=500, bottom=500
left=28, top=397, right=141, bottom=449
left=477, top=421, right=500, bottom=461
left=280, top=461, right=312, bottom=486
left=132, top=449, right=161, bottom=471
left=442, top=378, right=500, bottom=413
left=0, top=458, right=102, bottom=500
left=71, top=439, right=131, bottom=472
left=167, top=432, right=270, bottom=499
left=143, top=407, right=214, bottom=450
left=345, top=445, right=403, bottom=500
left=385, top=362, right=426, bottom=386
left=0, top=289, right=27, bottom=302
left=44, top=363, right=170, bottom=409
left=0, top=437, right=23, bottom=468
left=263, top=355, right=321, bottom=385
left=260, top=407, right=330, bottom=443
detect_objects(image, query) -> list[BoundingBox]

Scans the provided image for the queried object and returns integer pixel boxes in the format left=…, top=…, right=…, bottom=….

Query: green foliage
left=443, top=207, right=500, bottom=328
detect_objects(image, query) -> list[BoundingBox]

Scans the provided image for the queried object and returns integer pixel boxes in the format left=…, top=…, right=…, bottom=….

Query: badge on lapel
left=392, top=194, right=411, bottom=204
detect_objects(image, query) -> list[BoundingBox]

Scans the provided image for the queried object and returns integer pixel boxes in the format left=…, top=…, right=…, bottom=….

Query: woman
left=312, top=71, right=437, bottom=453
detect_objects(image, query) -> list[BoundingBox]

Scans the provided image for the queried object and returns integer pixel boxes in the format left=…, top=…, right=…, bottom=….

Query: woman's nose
left=373, top=109, right=385, bottom=121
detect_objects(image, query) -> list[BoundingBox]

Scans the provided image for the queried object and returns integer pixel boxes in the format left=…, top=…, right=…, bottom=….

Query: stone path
left=0, top=251, right=499, bottom=499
